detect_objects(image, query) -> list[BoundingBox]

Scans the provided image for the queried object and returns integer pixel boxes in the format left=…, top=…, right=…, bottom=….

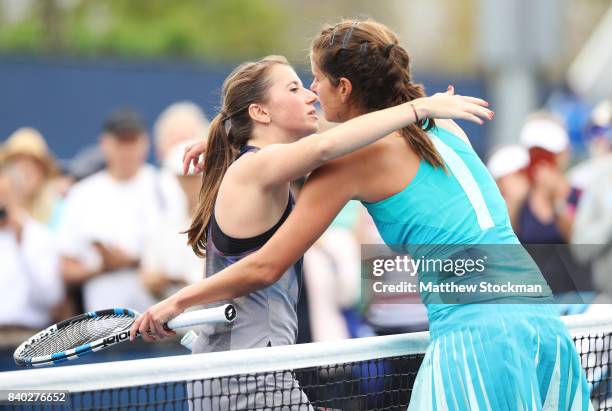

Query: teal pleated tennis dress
left=362, top=126, right=593, bottom=411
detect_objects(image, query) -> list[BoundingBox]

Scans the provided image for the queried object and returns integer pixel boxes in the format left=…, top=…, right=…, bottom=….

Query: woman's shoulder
left=309, top=140, right=392, bottom=189
left=217, top=150, right=273, bottom=202
left=224, top=149, right=258, bottom=180
left=430, top=120, right=472, bottom=147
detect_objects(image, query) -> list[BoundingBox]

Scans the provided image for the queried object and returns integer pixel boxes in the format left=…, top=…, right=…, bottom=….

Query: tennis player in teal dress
left=137, top=19, right=592, bottom=410
left=363, top=125, right=593, bottom=411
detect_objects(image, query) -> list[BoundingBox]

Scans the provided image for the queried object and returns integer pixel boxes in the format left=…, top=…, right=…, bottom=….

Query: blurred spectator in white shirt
left=153, top=102, right=209, bottom=218
left=0, top=162, right=63, bottom=329
left=572, top=163, right=612, bottom=300
left=140, top=141, right=204, bottom=299
left=571, top=100, right=612, bottom=301
left=56, top=109, right=163, bottom=312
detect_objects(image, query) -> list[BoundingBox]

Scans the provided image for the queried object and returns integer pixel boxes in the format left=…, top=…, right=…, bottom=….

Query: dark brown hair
left=311, top=19, right=444, bottom=168
left=186, top=55, right=290, bottom=257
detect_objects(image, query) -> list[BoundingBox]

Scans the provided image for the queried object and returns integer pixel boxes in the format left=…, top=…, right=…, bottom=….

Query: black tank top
left=210, top=145, right=295, bottom=252
left=191, top=145, right=302, bottom=353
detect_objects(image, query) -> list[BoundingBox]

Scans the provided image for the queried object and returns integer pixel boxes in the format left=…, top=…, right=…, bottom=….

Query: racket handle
left=166, top=304, right=236, bottom=330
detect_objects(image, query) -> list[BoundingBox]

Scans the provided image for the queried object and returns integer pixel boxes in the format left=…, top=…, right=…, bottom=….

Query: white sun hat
left=519, top=116, right=569, bottom=153
left=487, top=145, right=529, bottom=180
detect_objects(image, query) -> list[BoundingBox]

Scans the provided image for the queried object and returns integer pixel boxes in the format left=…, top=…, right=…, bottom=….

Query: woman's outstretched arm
left=131, top=156, right=358, bottom=340
left=250, top=91, right=492, bottom=187
left=184, top=88, right=492, bottom=184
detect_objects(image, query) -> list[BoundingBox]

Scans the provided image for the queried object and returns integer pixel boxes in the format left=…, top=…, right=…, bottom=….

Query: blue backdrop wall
left=0, top=55, right=489, bottom=163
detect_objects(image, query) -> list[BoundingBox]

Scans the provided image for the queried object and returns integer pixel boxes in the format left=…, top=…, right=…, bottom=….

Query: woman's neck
left=248, top=125, right=295, bottom=148
left=339, top=104, right=367, bottom=122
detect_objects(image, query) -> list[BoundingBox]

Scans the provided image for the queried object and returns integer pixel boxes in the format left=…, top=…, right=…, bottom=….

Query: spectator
left=64, top=144, right=107, bottom=183
left=140, top=141, right=205, bottom=300
left=53, top=145, right=106, bottom=204
left=153, top=102, right=209, bottom=218
left=0, top=161, right=63, bottom=329
left=53, top=145, right=107, bottom=319
left=154, top=101, right=209, bottom=161
left=571, top=166, right=612, bottom=301
left=546, top=82, right=592, bottom=154
left=583, top=100, right=612, bottom=158
left=56, top=109, right=162, bottom=312
left=568, top=100, right=612, bottom=192
left=571, top=100, right=612, bottom=301
left=1, top=127, right=63, bottom=229
left=515, top=113, right=593, bottom=304
left=303, top=201, right=362, bottom=341
left=486, top=145, right=530, bottom=231
left=516, top=113, right=575, bottom=243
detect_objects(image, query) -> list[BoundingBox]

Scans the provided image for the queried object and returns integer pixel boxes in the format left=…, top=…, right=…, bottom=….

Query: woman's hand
left=533, top=164, right=570, bottom=202
left=129, top=296, right=182, bottom=342
left=499, top=172, right=530, bottom=206
left=182, top=140, right=207, bottom=175
left=413, top=85, right=494, bottom=125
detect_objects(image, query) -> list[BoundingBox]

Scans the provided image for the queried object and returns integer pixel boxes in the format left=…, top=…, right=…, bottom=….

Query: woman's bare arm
left=180, top=159, right=356, bottom=307
left=130, top=158, right=358, bottom=339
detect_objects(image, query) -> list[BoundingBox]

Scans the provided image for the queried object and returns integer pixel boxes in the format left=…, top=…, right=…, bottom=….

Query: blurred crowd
left=0, top=102, right=207, bottom=336
left=487, top=98, right=612, bottom=314
left=0, top=95, right=611, bottom=351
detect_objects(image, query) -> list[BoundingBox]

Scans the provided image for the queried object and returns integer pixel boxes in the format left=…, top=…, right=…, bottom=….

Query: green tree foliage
left=0, top=0, right=290, bottom=61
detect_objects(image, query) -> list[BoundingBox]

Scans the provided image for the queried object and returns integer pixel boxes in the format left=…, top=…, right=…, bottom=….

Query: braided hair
left=311, top=19, right=444, bottom=168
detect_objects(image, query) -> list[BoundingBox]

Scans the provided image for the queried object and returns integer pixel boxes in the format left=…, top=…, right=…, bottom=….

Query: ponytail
left=186, top=114, right=236, bottom=257
left=387, top=48, right=445, bottom=169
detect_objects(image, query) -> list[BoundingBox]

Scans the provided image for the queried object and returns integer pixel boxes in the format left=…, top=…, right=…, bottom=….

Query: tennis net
left=0, top=313, right=610, bottom=410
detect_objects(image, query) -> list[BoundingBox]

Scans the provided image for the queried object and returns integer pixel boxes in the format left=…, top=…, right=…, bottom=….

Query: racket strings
left=21, top=315, right=134, bottom=358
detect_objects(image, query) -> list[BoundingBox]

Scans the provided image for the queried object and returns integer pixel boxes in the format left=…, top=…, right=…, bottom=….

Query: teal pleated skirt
left=408, top=304, right=593, bottom=411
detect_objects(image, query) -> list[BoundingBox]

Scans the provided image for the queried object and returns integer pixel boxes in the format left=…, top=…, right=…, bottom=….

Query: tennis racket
left=13, top=304, right=236, bottom=367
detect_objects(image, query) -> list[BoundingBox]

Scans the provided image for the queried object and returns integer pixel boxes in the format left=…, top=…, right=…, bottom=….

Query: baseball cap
left=102, top=109, right=146, bottom=137
left=586, top=100, right=612, bottom=141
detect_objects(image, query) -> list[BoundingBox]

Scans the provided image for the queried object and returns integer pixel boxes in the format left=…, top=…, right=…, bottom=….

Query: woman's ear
left=248, top=103, right=271, bottom=125
left=338, top=77, right=353, bottom=104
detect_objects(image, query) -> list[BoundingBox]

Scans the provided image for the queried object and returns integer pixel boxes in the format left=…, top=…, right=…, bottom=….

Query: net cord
left=0, top=313, right=609, bottom=398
